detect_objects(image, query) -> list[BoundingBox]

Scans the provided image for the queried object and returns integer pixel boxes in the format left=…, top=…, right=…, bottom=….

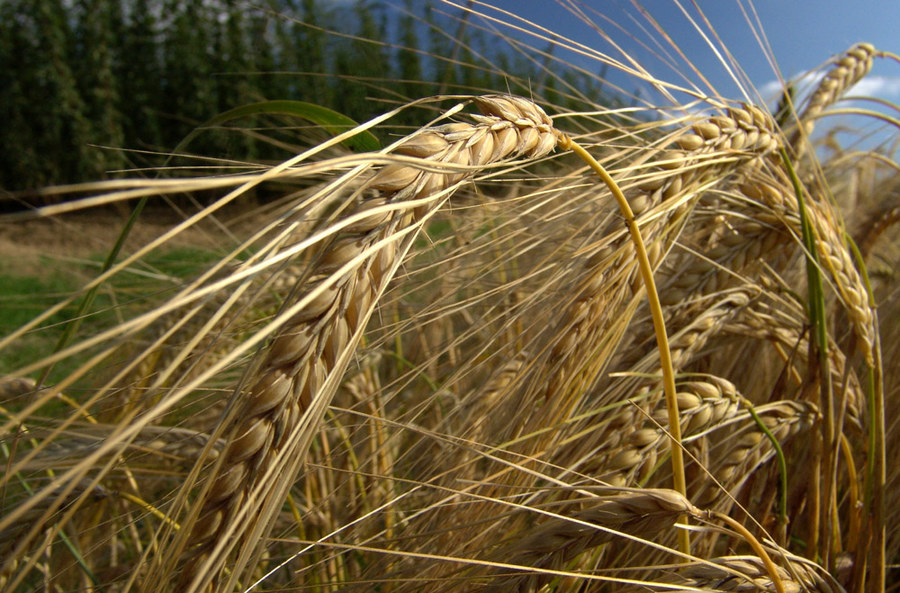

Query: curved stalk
left=559, top=135, right=689, bottom=557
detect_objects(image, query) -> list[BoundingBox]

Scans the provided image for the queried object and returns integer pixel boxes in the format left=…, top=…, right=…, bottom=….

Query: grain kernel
left=694, top=121, right=721, bottom=140
left=608, top=448, right=642, bottom=471
left=676, top=133, right=704, bottom=151
left=369, top=165, right=420, bottom=192
left=227, top=419, right=272, bottom=463
left=246, top=370, right=293, bottom=417
left=397, top=131, right=449, bottom=158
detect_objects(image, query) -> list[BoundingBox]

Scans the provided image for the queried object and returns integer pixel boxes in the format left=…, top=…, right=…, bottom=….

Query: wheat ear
left=171, top=95, right=561, bottom=592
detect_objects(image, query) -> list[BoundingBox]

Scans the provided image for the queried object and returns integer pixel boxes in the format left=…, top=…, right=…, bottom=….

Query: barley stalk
left=725, top=163, right=877, bottom=367
left=489, top=104, right=783, bottom=454
left=597, top=377, right=742, bottom=486
left=723, top=285, right=867, bottom=428
left=666, top=555, right=843, bottom=593
left=170, top=95, right=562, bottom=592
left=631, top=103, right=782, bottom=220
left=482, top=488, right=701, bottom=593
left=694, top=400, right=819, bottom=510
left=619, top=288, right=757, bottom=382
left=3, top=12, right=898, bottom=591
left=789, top=43, right=879, bottom=147
left=658, top=183, right=793, bottom=304
left=550, top=104, right=782, bottom=552
left=10, top=426, right=222, bottom=474
left=512, top=103, right=783, bottom=412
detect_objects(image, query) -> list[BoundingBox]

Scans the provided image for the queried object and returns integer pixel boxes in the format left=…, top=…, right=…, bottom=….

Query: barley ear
left=484, top=489, right=701, bottom=592
left=169, top=95, right=562, bottom=593
left=789, top=43, right=884, bottom=148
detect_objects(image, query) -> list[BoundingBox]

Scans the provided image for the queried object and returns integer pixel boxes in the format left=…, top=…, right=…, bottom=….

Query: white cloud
left=758, top=71, right=822, bottom=106
left=757, top=79, right=786, bottom=103
left=850, top=76, right=900, bottom=98
left=758, top=72, right=900, bottom=109
left=655, top=71, right=900, bottom=126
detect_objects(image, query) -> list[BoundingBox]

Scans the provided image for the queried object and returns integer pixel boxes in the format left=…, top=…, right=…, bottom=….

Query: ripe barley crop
left=1, top=3, right=898, bottom=592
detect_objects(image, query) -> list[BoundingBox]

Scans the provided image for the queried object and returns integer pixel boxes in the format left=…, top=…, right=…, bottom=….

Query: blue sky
left=462, top=0, right=900, bottom=111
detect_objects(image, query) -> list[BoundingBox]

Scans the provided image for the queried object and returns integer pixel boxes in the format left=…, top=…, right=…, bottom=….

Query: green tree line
left=0, top=0, right=613, bottom=192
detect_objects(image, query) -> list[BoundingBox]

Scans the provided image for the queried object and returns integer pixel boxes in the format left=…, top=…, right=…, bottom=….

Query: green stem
left=743, top=399, right=788, bottom=531
left=780, top=148, right=835, bottom=565
left=847, top=230, right=885, bottom=591
left=37, top=197, right=148, bottom=387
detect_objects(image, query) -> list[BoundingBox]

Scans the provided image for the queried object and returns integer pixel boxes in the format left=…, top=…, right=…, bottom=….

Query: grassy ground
left=0, top=214, right=233, bottom=386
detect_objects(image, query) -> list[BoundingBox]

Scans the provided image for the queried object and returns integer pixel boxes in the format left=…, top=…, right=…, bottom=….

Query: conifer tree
left=0, top=0, right=618, bottom=189
left=73, top=0, right=127, bottom=177
left=332, top=1, right=391, bottom=121
left=272, top=2, right=300, bottom=98
left=221, top=0, right=255, bottom=110
left=296, top=0, right=331, bottom=106
left=28, top=0, right=93, bottom=187
left=0, top=0, right=40, bottom=189
left=397, top=0, right=423, bottom=100
left=120, top=0, right=163, bottom=150
left=215, top=0, right=258, bottom=160
left=161, top=0, right=216, bottom=150
left=250, top=12, right=281, bottom=99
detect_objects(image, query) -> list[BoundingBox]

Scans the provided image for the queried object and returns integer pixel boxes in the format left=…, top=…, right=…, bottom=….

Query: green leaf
left=172, top=100, right=381, bottom=157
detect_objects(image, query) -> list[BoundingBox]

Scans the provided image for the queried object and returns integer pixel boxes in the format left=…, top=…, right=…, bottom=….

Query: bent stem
left=710, top=511, right=788, bottom=593
left=559, top=134, right=689, bottom=557
left=743, top=398, right=788, bottom=541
